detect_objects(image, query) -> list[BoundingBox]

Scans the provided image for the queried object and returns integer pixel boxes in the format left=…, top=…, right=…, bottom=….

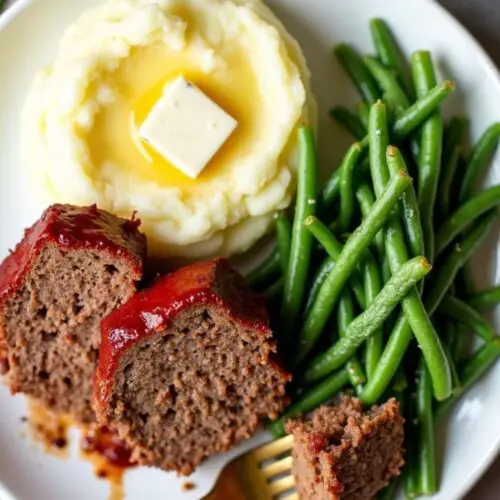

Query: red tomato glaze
left=94, top=257, right=287, bottom=410
left=0, top=204, right=146, bottom=305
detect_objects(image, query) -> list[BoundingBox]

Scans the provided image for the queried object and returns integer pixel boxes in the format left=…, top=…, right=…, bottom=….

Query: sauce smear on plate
left=25, top=400, right=135, bottom=500
left=80, top=425, right=137, bottom=500
left=26, top=400, right=70, bottom=459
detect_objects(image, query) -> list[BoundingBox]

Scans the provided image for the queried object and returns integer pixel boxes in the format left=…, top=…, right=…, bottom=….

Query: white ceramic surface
left=0, top=0, right=499, bottom=499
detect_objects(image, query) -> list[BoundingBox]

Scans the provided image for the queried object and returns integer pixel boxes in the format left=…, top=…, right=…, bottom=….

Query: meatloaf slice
left=0, top=204, right=146, bottom=423
left=286, top=396, right=404, bottom=500
left=94, top=257, right=290, bottom=475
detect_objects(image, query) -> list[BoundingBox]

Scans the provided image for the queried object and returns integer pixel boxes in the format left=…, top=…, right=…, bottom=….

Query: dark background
left=439, top=0, right=500, bottom=67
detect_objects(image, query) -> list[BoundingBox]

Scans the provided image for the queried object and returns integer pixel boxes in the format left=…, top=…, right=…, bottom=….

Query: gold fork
left=203, top=434, right=297, bottom=500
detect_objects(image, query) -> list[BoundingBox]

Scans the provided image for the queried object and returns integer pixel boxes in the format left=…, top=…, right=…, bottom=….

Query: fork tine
left=261, top=456, right=293, bottom=479
left=281, top=493, right=299, bottom=500
left=251, top=434, right=294, bottom=462
left=268, top=474, right=296, bottom=495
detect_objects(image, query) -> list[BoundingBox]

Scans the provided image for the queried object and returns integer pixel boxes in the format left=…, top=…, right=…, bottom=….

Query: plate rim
left=0, top=0, right=499, bottom=499
left=0, top=0, right=34, bottom=31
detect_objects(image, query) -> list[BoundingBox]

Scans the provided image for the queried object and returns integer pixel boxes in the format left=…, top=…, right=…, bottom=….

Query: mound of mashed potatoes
left=21, top=0, right=315, bottom=258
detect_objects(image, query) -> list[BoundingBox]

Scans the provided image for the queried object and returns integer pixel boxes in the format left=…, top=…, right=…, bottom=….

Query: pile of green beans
left=245, top=18, right=500, bottom=500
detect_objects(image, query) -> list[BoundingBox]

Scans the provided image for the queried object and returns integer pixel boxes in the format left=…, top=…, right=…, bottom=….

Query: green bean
left=275, top=212, right=291, bottom=275
left=339, top=142, right=364, bottom=231
left=369, top=102, right=452, bottom=401
left=416, top=361, right=437, bottom=495
left=438, top=294, right=494, bottom=341
left=459, top=122, right=500, bottom=202
left=435, top=185, right=500, bottom=257
left=363, top=249, right=384, bottom=380
left=453, top=325, right=472, bottom=364
left=443, top=118, right=467, bottom=167
left=392, top=80, right=454, bottom=143
left=356, top=182, right=386, bottom=262
left=337, top=290, right=366, bottom=390
left=444, top=320, right=460, bottom=363
left=364, top=56, right=410, bottom=116
left=320, top=82, right=455, bottom=211
left=369, top=102, right=452, bottom=399
left=330, top=107, right=367, bottom=140
left=443, top=341, right=461, bottom=395
left=303, top=257, right=334, bottom=318
left=405, top=463, right=421, bottom=498
left=436, top=339, right=500, bottom=421
left=360, top=314, right=413, bottom=405
left=405, top=386, right=421, bottom=499
left=356, top=182, right=377, bottom=215
left=384, top=306, right=400, bottom=338
left=456, top=266, right=476, bottom=297
left=412, top=51, right=443, bottom=262
left=455, top=252, right=477, bottom=304
left=403, top=139, right=419, bottom=180
left=412, top=51, right=438, bottom=99
left=426, top=210, right=498, bottom=315
left=438, top=118, right=467, bottom=217
left=378, top=479, right=401, bottom=500
left=304, top=256, right=431, bottom=382
left=369, top=101, right=391, bottom=200
left=304, top=217, right=366, bottom=308
left=370, top=18, right=412, bottom=98
left=263, top=277, right=283, bottom=301
left=357, top=102, right=370, bottom=129
left=334, top=44, right=380, bottom=105
left=387, top=146, right=424, bottom=257
left=245, top=249, right=280, bottom=289
left=392, top=364, right=409, bottom=393
left=268, top=369, right=350, bottom=438
left=468, top=285, right=500, bottom=312
left=320, top=169, right=342, bottom=211
left=438, top=146, right=462, bottom=220
left=405, top=466, right=421, bottom=498
left=381, top=257, right=392, bottom=284
left=296, top=170, right=412, bottom=363
left=280, top=127, right=317, bottom=336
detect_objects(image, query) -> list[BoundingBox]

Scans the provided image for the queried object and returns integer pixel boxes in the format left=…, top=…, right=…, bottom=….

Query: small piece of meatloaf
left=286, top=396, right=404, bottom=500
left=0, top=204, right=146, bottom=423
left=94, top=257, right=290, bottom=475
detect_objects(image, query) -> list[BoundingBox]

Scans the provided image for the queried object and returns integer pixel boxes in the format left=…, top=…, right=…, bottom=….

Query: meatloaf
left=0, top=204, right=146, bottom=422
left=94, top=257, right=290, bottom=475
left=286, top=396, right=404, bottom=500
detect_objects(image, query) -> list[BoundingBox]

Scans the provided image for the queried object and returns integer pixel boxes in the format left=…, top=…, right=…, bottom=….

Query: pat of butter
left=139, top=77, right=237, bottom=179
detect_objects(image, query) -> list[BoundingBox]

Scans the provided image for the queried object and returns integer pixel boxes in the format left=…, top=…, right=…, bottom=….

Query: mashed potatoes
left=21, top=0, right=315, bottom=258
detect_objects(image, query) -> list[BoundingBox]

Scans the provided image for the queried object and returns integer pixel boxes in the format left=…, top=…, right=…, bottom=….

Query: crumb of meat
left=286, top=395, right=405, bottom=500
left=181, top=482, right=197, bottom=492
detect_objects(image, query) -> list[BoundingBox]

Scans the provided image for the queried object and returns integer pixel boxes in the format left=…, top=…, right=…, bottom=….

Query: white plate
left=0, top=0, right=499, bottom=499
